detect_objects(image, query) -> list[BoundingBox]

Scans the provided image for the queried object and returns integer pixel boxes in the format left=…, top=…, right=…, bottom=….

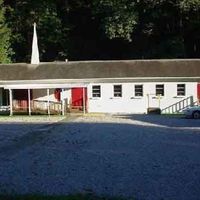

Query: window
left=156, top=84, right=164, bottom=96
left=135, top=85, right=143, bottom=97
left=92, top=85, right=101, bottom=97
left=114, top=85, right=122, bottom=97
left=177, top=84, right=185, bottom=96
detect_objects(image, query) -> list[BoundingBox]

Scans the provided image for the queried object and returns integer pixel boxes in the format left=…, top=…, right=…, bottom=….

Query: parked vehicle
left=183, top=106, right=200, bottom=119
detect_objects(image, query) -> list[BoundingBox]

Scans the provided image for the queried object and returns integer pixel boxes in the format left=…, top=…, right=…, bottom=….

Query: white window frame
left=156, top=84, right=164, bottom=96
left=92, top=85, right=101, bottom=98
left=134, top=85, right=143, bottom=97
left=177, top=84, right=185, bottom=96
left=113, top=85, right=122, bottom=97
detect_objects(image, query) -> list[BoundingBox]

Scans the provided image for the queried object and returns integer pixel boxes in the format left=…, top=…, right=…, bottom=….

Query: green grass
left=0, top=194, right=129, bottom=200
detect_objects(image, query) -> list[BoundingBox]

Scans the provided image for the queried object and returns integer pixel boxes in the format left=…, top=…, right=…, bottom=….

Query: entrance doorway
left=71, top=88, right=87, bottom=112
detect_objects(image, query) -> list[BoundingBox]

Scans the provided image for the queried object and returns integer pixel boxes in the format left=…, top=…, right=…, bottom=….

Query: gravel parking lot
left=0, top=114, right=200, bottom=200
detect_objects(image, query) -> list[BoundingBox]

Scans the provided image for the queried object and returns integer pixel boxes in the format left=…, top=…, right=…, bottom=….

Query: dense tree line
left=0, top=0, right=200, bottom=63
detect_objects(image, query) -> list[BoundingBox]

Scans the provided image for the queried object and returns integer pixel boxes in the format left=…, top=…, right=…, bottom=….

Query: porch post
left=47, top=88, right=50, bottom=116
left=28, top=89, right=31, bottom=116
left=83, top=87, right=86, bottom=115
left=147, top=94, right=150, bottom=108
left=61, top=88, right=65, bottom=116
left=9, top=89, right=13, bottom=116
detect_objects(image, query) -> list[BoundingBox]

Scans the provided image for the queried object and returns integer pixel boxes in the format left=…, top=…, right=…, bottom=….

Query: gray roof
left=0, top=59, right=200, bottom=83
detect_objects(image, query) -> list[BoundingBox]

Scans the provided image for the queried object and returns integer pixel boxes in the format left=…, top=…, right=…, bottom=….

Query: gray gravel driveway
left=0, top=114, right=200, bottom=200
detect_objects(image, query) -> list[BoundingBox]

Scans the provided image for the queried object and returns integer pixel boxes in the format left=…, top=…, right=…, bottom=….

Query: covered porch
left=1, top=83, right=88, bottom=116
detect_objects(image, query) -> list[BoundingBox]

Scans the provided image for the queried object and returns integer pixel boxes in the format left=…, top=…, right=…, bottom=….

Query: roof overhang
left=1, top=82, right=89, bottom=89
left=0, top=76, right=200, bottom=89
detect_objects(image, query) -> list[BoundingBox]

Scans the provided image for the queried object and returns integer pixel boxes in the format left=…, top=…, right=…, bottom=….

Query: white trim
left=0, top=76, right=200, bottom=84
left=0, top=77, right=199, bottom=89
left=3, top=83, right=89, bottom=89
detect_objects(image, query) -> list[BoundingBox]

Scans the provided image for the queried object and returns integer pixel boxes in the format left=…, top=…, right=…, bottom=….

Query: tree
left=92, top=0, right=138, bottom=41
left=179, top=0, right=200, bottom=11
left=3, top=0, right=200, bottom=61
left=0, top=0, right=12, bottom=63
left=5, top=0, right=68, bottom=62
left=134, top=0, right=186, bottom=58
left=179, top=0, right=200, bottom=57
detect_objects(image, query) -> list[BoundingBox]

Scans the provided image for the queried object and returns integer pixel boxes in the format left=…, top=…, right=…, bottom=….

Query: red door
left=71, top=88, right=87, bottom=110
left=197, top=83, right=200, bottom=102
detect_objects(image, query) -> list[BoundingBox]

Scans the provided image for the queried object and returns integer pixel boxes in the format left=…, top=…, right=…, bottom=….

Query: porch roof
left=2, top=83, right=89, bottom=89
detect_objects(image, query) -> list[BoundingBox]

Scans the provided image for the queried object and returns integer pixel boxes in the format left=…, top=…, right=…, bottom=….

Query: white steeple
left=31, top=22, right=40, bottom=64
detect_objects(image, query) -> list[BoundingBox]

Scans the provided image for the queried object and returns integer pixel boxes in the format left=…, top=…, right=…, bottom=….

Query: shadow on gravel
left=0, top=115, right=199, bottom=157
left=0, top=122, right=62, bottom=157
left=0, top=118, right=200, bottom=200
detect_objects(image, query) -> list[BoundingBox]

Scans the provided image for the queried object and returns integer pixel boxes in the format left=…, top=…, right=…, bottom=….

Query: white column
left=47, top=89, right=50, bottom=116
left=28, top=89, right=31, bottom=116
left=9, top=89, right=13, bottom=116
left=83, top=87, right=86, bottom=115
left=61, top=88, right=65, bottom=116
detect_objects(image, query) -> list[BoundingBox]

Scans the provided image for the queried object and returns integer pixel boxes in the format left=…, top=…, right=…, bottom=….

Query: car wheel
left=192, top=111, right=200, bottom=119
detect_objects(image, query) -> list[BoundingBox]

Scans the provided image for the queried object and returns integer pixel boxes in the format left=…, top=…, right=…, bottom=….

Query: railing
left=1, top=99, right=87, bottom=115
left=161, top=96, right=196, bottom=114
left=0, top=105, right=10, bottom=112
left=33, top=100, right=62, bottom=113
left=11, top=99, right=62, bottom=114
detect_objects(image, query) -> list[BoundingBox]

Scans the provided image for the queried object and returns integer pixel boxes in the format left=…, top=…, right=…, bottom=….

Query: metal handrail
left=161, top=96, right=195, bottom=114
